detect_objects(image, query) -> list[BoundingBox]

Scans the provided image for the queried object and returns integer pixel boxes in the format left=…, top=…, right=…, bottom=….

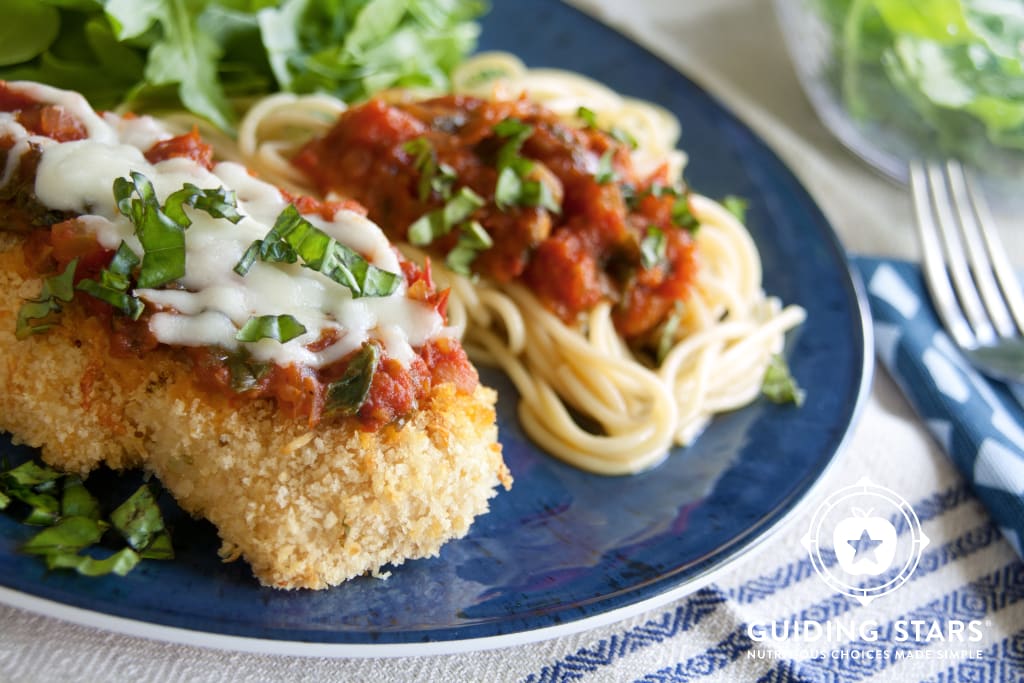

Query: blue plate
left=0, top=0, right=872, bottom=655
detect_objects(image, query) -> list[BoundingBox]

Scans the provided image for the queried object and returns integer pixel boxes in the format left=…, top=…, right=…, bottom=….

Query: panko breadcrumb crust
left=0, top=234, right=511, bottom=589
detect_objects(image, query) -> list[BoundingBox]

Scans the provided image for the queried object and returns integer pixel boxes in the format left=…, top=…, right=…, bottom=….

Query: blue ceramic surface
left=0, top=0, right=871, bottom=647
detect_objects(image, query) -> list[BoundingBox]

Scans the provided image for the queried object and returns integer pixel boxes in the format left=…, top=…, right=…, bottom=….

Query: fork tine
left=959, top=166, right=1024, bottom=335
left=944, top=160, right=1017, bottom=338
left=910, top=160, right=976, bottom=350
left=925, top=161, right=997, bottom=344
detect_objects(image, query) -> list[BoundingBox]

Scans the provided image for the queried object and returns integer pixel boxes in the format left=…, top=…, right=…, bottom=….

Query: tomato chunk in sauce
left=294, top=95, right=698, bottom=341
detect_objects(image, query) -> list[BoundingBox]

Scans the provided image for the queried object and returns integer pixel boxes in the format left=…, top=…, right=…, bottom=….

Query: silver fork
left=909, top=159, right=1024, bottom=385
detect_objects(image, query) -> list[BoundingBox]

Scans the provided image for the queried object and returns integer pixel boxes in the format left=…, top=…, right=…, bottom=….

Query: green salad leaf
left=815, top=0, right=1024, bottom=168
left=0, top=0, right=487, bottom=132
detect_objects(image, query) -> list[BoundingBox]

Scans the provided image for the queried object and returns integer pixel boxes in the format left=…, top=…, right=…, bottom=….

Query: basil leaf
left=671, top=196, right=700, bottom=233
left=640, top=226, right=667, bottom=270
left=656, top=301, right=685, bottom=366
left=76, top=241, right=144, bottom=320
left=0, top=490, right=9, bottom=510
left=595, top=149, right=617, bottom=184
left=520, top=178, right=561, bottom=214
left=609, top=126, right=639, bottom=150
left=226, top=352, right=271, bottom=392
left=164, top=184, right=244, bottom=227
left=576, top=105, right=598, bottom=128
left=2, top=461, right=62, bottom=489
left=115, top=173, right=244, bottom=288
left=325, top=343, right=380, bottom=417
left=247, top=205, right=401, bottom=298
left=762, top=354, right=805, bottom=406
left=235, top=314, right=307, bottom=343
left=723, top=195, right=748, bottom=223
left=62, top=476, right=101, bottom=520
left=16, top=258, right=78, bottom=339
left=494, top=166, right=523, bottom=211
left=407, top=186, right=485, bottom=246
left=109, top=484, right=170, bottom=554
left=114, top=173, right=187, bottom=289
left=446, top=221, right=493, bottom=275
left=404, top=137, right=456, bottom=201
left=46, top=547, right=140, bottom=577
left=22, top=516, right=107, bottom=556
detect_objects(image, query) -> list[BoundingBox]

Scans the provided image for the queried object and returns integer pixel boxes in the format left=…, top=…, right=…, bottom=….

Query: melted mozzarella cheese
left=8, top=82, right=444, bottom=369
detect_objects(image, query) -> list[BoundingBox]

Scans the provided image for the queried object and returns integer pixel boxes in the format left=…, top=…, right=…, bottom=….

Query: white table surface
left=2, top=1, right=1021, bottom=681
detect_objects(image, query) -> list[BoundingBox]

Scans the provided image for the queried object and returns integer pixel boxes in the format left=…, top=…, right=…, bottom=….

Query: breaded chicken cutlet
left=0, top=81, right=510, bottom=589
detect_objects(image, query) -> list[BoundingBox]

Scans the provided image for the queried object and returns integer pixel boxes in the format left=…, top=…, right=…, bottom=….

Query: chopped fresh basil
left=16, top=258, right=78, bottom=339
left=235, top=314, right=307, bottom=343
left=640, top=226, right=667, bottom=270
left=609, top=126, right=639, bottom=150
left=110, top=484, right=173, bottom=559
left=226, top=352, right=271, bottom=392
left=577, top=106, right=598, bottom=128
left=595, top=149, right=617, bottom=184
left=656, top=301, right=685, bottom=365
left=236, top=205, right=401, bottom=298
left=762, top=354, right=805, bottom=406
left=403, top=137, right=457, bottom=202
left=164, top=184, right=244, bottom=226
left=114, top=172, right=244, bottom=288
left=22, top=516, right=107, bottom=556
left=671, top=196, right=700, bottom=233
left=325, top=343, right=380, bottom=417
left=446, top=221, right=493, bottom=275
left=408, top=186, right=485, bottom=246
left=494, top=166, right=523, bottom=211
left=113, top=173, right=187, bottom=288
left=491, top=117, right=562, bottom=214
left=61, top=476, right=101, bottom=520
left=520, top=178, right=561, bottom=214
left=76, top=242, right=144, bottom=320
left=0, top=460, right=173, bottom=577
left=723, top=195, right=748, bottom=223
left=45, top=548, right=141, bottom=577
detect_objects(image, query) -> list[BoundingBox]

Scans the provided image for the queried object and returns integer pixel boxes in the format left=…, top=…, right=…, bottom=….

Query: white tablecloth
left=3, top=1, right=1022, bottom=681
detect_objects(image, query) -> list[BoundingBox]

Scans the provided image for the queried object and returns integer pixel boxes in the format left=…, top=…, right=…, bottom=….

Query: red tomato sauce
left=1, top=84, right=475, bottom=430
left=293, top=95, right=698, bottom=340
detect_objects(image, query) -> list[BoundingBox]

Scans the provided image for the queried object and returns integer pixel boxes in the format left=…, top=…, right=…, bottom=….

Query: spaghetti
left=235, top=52, right=806, bottom=475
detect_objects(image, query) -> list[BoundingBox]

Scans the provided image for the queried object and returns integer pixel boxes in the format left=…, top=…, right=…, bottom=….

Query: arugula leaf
left=762, top=354, right=806, bottom=406
left=0, top=1, right=484, bottom=132
left=238, top=205, right=401, bottom=298
left=0, top=0, right=59, bottom=67
left=325, top=342, right=380, bottom=417
left=16, top=258, right=78, bottom=339
left=814, top=0, right=1024, bottom=169
left=235, top=314, right=307, bottom=343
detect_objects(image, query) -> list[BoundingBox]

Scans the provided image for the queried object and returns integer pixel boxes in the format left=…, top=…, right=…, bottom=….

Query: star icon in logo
left=848, top=529, right=884, bottom=563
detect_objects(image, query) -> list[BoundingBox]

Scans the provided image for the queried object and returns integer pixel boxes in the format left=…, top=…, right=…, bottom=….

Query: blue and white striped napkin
left=853, top=257, right=1024, bottom=559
